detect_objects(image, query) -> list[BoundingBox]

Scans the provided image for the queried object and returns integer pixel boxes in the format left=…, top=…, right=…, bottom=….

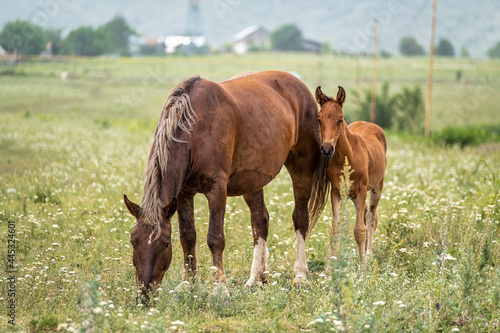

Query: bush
left=353, top=83, right=425, bottom=135
left=393, top=85, right=425, bottom=134
left=432, top=125, right=500, bottom=147
left=354, top=82, right=396, bottom=129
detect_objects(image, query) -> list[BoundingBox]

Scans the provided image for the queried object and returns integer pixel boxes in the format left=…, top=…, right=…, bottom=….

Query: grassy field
left=0, top=54, right=499, bottom=332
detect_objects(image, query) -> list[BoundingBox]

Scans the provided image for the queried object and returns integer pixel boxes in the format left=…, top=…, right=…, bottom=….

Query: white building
left=233, top=25, right=270, bottom=54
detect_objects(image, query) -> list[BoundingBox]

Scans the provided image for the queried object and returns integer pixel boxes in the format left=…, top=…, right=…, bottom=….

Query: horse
left=309, top=86, right=387, bottom=266
left=123, top=70, right=329, bottom=302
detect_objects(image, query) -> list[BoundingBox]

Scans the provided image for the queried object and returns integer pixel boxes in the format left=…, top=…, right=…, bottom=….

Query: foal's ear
left=336, top=86, right=346, bottom=106
left=124, top=194, right=140, bottom=218
left=163, top=197, right=178, bottom=219
left=315, top=86, right=332, bottom=105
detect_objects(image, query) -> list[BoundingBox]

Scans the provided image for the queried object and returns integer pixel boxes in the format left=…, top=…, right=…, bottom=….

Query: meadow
left=0, top=53, right=499, bottom=332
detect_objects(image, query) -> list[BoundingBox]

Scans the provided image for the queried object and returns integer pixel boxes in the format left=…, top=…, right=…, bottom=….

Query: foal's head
left=315, top=86, right=346, bottom=158
left=123, top=195, right=177, bottom=304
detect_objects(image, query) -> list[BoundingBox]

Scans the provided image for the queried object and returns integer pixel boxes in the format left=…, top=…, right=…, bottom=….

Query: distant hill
left=0, top=0, right=498, bottom=58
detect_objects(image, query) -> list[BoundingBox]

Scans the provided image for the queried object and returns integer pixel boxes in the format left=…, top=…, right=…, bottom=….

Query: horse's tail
left=306, top=153, right=330, bottom=238
left=141, top=77, right=199, bottom=229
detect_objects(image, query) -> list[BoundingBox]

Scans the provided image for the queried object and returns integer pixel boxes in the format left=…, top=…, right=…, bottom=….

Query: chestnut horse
left=310, top=86, right=387, bottom=266
left=123, top=71, right=329, bottom=302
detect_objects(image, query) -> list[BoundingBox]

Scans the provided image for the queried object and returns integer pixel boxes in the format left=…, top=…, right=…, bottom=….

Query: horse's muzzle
left=320, top=144, right=334, bottom=157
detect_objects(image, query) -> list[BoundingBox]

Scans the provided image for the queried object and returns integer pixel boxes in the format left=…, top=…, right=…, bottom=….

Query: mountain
left=0, top=0, right=498, bottom=57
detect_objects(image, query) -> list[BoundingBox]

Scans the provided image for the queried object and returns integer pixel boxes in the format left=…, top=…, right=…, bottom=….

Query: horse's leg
left=353, top=188, right=368, bottom=267
left=286, top=167, right=313, bottom=286
left=243, top=189, right=269, bottom=287
left=329, top=191, right=340, bottom=259
left=205, top=181, right=228, bottom=284
left=177, top=193, right=197, bottom=281
left=366, top=180, right=384, bottom=254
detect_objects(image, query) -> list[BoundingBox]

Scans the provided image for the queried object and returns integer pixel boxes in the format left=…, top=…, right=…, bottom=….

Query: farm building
left=159, top=35, right=207, bottom=54
left=233, top=25, right=270, bottom=54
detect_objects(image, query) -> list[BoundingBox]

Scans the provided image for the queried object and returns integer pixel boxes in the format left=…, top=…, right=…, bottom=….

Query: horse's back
left=186, top=71, right=318, bottom=196
left=349, top=121, right=387, bottom=186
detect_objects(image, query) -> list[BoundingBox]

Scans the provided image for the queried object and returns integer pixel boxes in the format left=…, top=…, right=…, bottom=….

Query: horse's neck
left=158, top=143, right=189, bottom=206
left=334, top=128, right=355, bottom=166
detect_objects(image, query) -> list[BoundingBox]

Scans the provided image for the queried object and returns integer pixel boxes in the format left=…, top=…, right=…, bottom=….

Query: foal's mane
left=140, top=76, right=200, bottom=229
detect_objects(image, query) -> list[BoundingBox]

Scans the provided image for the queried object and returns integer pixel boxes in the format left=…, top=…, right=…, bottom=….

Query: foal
left=311, top=86, right=387, bottom=266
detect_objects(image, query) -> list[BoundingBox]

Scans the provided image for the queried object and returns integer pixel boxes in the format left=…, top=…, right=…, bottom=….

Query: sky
left=0, top=0, right=499, bottom=57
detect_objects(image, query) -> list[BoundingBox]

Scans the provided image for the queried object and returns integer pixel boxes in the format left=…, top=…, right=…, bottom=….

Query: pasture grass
left=1, top=54, right=499, bottom=331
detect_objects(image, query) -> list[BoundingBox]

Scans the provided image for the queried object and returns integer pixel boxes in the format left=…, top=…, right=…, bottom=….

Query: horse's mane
left=140, top=76, right=200, bottom=229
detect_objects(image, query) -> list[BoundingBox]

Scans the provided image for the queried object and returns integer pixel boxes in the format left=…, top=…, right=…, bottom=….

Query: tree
left=97, top=16, right=136, bottom=56
left=435, top=38, right=454, bottom=57
left=60, top=26, right=106, bottom=56
left=43, top=28, right=62, bottom=55
left=487, top=41, right=500, bottom=58
left=0, top=20, right=45, bottom=55
left=271, top=24, right=303, bottom=51
left=460, top=45, right=470, bottom=58
left=399, top=36, right=425, bottom=56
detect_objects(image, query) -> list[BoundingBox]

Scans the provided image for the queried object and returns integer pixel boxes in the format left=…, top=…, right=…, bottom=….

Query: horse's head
left=315, top=86, right=346, bottom=158
left=123, top=195, right=177, bottom=305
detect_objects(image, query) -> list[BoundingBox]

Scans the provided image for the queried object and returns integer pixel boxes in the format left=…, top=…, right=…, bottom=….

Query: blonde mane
left=140, top=77, right=199, bottom=229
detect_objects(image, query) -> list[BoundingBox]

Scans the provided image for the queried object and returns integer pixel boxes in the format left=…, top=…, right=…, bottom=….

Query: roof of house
left=233, top=25, right=268, bottom=42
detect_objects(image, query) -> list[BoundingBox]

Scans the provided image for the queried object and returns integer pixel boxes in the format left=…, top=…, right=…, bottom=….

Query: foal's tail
left=307, top=153, right=330, bottom=238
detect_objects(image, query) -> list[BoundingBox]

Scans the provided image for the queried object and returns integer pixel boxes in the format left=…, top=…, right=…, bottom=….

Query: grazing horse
left=310, top=86, right=387, bottom=266
left=123, top=71, right=329, bottom=302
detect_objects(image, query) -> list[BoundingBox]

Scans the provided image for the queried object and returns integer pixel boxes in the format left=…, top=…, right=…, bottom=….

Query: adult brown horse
left=310, top=86, right=387, bottom=266
left=123, top=71, right=329, bottom=302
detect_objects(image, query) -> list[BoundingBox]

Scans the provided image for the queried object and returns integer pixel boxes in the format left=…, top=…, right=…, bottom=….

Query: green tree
left=460, top=45, right=470, bottom=58
left=97, top=15, right=136, bottom=56
left=60, top=26, right=106, bottom=56
left=0, top=20, right=45, bottom=55
left=487, top=41, right=500, bottom=58
left=271, top=24, right=303, bottom=51
left=435, top=38, right=454, bottom=57
left=43, top=28, right=62, bottom=55
left=399, top=36, right=425, bottom=56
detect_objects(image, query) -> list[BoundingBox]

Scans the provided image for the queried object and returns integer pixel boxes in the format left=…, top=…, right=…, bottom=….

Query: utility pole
left=369, top=19, right=379, bottom=123
left=355, top=53, right=361, bottom=121
left=425, top=0, right=438, bottom=137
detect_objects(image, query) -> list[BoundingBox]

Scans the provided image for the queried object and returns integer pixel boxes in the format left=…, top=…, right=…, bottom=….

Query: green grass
left=0, top=54, right=499, bottom=332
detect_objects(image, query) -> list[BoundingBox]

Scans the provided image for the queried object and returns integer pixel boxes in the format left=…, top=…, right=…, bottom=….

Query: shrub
left=393, top=85, right=425, bottom=135
left=432, top=124, right=500, bottom=147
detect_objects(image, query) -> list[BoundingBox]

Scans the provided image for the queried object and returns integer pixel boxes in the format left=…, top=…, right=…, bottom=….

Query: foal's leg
left=243, top=189, right=269, bottom=287
left=365, top=180, right=384, bottom=254
left=177, top=193, right=197, bottom=281
left=353, top=188, right=368, bottom=267
left=205, top=181, right=228, bottom=283
left=329, top=191, right=341, bottom=259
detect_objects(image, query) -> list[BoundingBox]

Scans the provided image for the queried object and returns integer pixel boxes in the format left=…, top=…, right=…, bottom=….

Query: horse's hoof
left=208, top=283, right=231, bottom=308
left=244, top=277, right=255, bottom=288
left=293, top=272, right=308, bottom=286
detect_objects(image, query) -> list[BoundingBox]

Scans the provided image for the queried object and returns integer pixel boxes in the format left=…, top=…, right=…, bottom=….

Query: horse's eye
left=130, top=241, right=136, bottom=249
left=337, top=119, right=343, bottom=125
left=164, top=243, right=170, bottom=250
left=317, top=118, right=321, bottom=123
